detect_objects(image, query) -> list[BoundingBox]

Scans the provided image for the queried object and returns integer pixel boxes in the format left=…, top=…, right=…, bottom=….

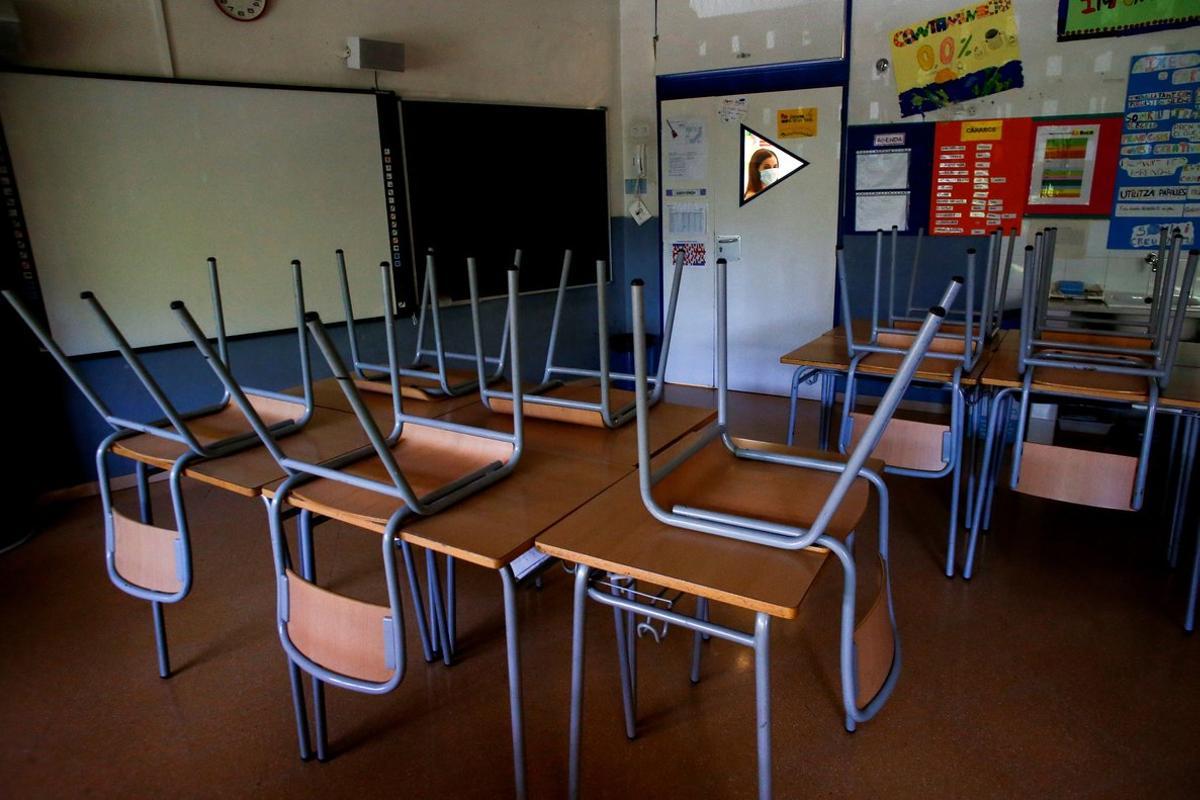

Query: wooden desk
left=434, top=401, right=715, bottom=467
left=265, top=448, right=628, bottom=797
left=536, top=435, right=849, bottom=618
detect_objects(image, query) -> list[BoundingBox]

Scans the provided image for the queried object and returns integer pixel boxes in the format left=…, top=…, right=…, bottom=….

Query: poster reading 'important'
left=930, top=118, right=1032, bottom=236
left=1107, top=50, right=1200, bottom=250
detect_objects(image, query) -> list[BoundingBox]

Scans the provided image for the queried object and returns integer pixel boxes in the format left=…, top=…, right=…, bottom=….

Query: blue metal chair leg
left=399, top=542, right=435, bottom=663
left=425, top=551, right=453, bottom=665
left=499, top=566, right=527, bottom=799
left=152, top=601, right=170, bottom=679
left=287, top=659, right=313, bottom=761
left=690, top=597, right=709, bottom=684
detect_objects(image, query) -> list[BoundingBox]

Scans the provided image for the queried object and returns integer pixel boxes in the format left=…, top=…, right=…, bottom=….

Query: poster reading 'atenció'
left=891, top=1, right=1024, bottom=118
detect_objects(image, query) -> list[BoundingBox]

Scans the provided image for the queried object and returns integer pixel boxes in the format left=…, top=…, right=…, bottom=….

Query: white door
left=661, top=86, right=843, bottom=396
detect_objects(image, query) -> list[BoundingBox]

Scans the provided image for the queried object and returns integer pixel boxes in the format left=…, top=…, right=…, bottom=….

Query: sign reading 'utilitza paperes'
left=1108, top=50, right=1200, bottom=250
left=890, top=0, right=1024, bottom=118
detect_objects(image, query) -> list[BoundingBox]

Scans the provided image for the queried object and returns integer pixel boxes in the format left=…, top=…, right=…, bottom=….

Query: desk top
left=266, top=449, right=629, bottom=570
left=536, top=433, right=842, bottom=619
left=435, top=400, right=715, bottom=467
left=779, top=327, right=1005, bottom=386
left=978, top=336, right=1200, bottom=410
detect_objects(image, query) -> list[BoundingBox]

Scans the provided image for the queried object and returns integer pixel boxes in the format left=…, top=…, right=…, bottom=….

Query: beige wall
left=12, top=0, right=624, bottom=209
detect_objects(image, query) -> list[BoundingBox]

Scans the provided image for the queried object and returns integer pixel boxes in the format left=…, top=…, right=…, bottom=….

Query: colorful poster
left=891, top=1, right=1024, bottom=118
left=1107, top=50, right=1200, bottom=250
left=1058, top=0, right=1200, bottom=42
left=929, top=117, right=1033, bottom=236
left=671, top=241, right=707, bottom=267
left=1028, top=124, right=1101, bottom=205
left=776, top=107, right=818, bottom=138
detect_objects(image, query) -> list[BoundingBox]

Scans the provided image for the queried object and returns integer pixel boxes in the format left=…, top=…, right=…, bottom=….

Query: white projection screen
left=0, top=73, right=391, bottom=355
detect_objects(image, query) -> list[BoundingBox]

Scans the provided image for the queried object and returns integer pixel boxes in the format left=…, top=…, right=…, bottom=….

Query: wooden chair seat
left=284, top=569, right=394, bottom=682
left=274, top=423, right=515, bottom=532
left=111, top=394, right=306, bottom=470
left=1031, top=366, right=1150, bottom=401
left=858, top=351, right=960, bottom=382
left=848, top=411, right=948, bottom=472
left=1015, top=442, right=1136, bottom=511
left=111, top=509, right=182, bottom=594
left=354, top=366, right=481, bottom=401
left=877, top=331, right=977, bottom=355
left=490, top=380, right=635, bottom=428
left=651, top=433, right=879, bottom=542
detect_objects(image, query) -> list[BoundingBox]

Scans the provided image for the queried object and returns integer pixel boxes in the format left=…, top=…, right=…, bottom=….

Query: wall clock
left=213, top=1, right=267, bottom=22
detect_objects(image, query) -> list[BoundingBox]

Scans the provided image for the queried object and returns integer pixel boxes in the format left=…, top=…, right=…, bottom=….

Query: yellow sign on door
left=777, top=107, right=818, bottom=138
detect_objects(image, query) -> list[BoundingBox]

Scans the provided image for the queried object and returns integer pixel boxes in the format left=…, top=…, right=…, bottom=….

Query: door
left=661, top=86, right=843, bottom=396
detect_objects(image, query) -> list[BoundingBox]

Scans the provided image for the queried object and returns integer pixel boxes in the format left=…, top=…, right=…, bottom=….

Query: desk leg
left=1178, top=415, right=1199, bottom=632
left=754, top=612, right=772, bottom=800
left=135, top=461, right=153, bottom=526
left=568, top=565, right=591, bottom=800
left=820, top=371, right=835, bottom=451
left=500, top=566, right=527, bottom=800
left=611, top=581, right=637, bottom=739
left=965, top=388, right=1014, bottom=579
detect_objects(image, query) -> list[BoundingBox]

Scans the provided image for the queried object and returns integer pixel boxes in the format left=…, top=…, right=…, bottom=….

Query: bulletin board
left=1107, top=49, right=1200, bottom=250
left=843, top=122, right=934, bottom=235
left=929, top=118, right=1033, bottom=237
left=1024, top=115, right=1122, bottom=217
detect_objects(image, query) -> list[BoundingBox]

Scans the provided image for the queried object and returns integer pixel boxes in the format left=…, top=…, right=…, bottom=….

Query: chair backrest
left=628, top=256, right=961, bottom=551
left=838, top=234, right=987, bottom=371
left=1018, top=226, right=1198, bottom=388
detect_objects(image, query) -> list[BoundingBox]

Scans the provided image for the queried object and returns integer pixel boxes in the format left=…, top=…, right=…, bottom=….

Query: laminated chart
left=929, top=118, right=1032, bottom=236
left=1108, top=50, right=1200, bottom=249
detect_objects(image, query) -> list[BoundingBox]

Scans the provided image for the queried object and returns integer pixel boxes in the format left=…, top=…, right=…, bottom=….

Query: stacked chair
left=174, top=256, right=525, bottom=762
left=338, top=248, right=511, bottom=399
left=563, top=256, right=962, bottom=800
left=836, top=226, right=1014, bottom=576
left=480, top=250, right=686, bottom=428
left=2, top=257, right=315, bottom=677
left=965, top=226, right=1199, bottom=578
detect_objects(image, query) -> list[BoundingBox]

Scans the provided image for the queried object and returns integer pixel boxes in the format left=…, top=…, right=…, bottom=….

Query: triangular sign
left=740, top=124, right=809, bottom=206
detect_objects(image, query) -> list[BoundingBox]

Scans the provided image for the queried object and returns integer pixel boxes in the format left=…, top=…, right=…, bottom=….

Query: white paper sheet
left=667, top=203, right=708, bottom=235
left=855, top=191, right=910, bottom=232
left=856, top=149, right=910, bottom=191
left=666, top=118, right=707, bottom=181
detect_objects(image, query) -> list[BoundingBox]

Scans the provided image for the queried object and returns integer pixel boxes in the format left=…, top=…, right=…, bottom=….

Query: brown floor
left=2, top=390, right=1198, bottom=799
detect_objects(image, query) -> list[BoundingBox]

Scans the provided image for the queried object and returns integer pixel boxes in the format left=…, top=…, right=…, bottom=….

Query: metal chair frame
left=339, top=249, right=510, bottom=398
left=2, top=257, right=315, bottom=677
left=565, top=257, right=960, bottom=800
left=477, top=250, right=686, bottom=429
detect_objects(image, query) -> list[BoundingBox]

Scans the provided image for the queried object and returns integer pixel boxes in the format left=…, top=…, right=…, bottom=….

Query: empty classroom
left=1, top=2, right=1199, bottom=798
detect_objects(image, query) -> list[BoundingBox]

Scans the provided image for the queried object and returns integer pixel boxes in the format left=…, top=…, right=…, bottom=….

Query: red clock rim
left=213, top=0, right=268, bottom=22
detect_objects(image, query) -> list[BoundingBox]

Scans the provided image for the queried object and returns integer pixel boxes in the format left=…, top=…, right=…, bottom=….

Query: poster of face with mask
left=740, top=126, right=807, bottom=206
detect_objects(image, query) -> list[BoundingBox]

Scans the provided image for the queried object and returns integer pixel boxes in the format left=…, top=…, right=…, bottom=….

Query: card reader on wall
left=716, top=235, right=741, bottom=261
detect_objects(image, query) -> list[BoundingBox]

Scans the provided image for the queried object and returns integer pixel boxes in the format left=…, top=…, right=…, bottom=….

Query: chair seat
left=111, top=394, right=306, bottom=470
left=272, top=423, right=515, bottom=532
left=858, top=352, right=961, bottom=382
left=490, top=380, right=635, bottom=428
left=355, top=366, right=481, bottom=401
left=651, top=434, right=879, bottom=541
left=1015, top=441, right=1136, bottom=511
